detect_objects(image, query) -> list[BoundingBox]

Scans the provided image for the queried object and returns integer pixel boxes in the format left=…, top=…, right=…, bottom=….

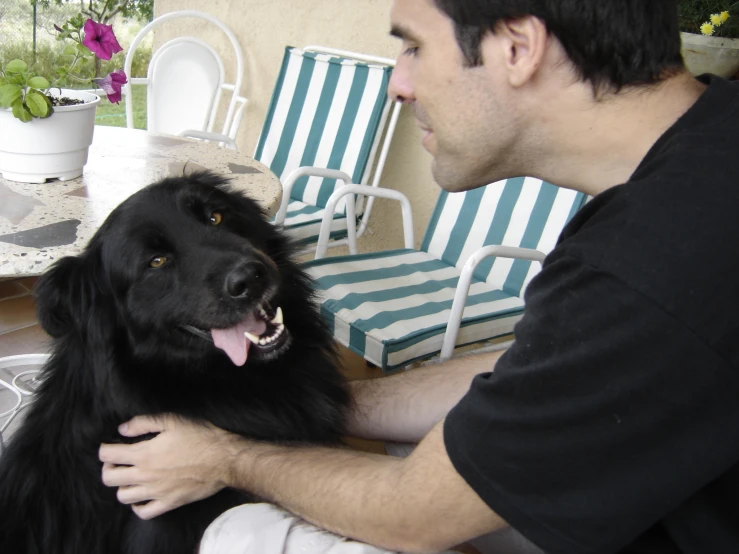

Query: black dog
left=0, top=171, right=350, bottom=554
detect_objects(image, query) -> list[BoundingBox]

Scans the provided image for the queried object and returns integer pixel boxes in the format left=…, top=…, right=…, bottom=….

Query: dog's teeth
left=272, top=307, right=283, bottom=325
left=244, top=331, right=260, bottom=343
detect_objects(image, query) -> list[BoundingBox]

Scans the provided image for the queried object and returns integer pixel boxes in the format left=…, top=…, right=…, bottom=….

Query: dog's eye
left=149, top=256, right=168, bottom=269
left=209, top=211, right=223, bottom=226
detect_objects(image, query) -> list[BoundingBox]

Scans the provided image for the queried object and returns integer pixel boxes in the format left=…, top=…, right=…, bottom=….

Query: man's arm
left=100, top=417, right=506, bottom=553
left=347, top=349, right=505, bottom=442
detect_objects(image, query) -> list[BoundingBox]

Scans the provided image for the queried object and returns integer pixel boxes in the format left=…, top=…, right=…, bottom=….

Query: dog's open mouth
left=207, top=303, right=289, bottom=366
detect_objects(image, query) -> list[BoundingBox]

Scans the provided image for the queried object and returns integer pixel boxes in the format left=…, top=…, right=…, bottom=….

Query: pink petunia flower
left=93, top=70, right=128, bottom=104
left=82, top=19, right=123, bottom=61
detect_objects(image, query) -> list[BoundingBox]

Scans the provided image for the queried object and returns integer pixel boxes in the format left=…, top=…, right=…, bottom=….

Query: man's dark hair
left=433, top=0, right=685, bottom=92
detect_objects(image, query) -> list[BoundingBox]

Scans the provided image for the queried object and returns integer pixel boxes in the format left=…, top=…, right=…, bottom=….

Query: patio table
left=0, top=126, right=283, bottom=278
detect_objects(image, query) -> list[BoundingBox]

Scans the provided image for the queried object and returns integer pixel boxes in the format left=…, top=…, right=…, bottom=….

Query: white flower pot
left=0, top=89, right=100, bottom=183
left=680, top=32, right=739, bottom=78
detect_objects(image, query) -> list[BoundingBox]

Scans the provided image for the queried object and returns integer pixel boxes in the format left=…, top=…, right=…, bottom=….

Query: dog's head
left=36, top=171, right=318, bottom=368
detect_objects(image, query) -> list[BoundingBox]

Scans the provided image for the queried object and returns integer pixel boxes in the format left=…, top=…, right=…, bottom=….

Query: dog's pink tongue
left=211, top=315, right=267, bottom=367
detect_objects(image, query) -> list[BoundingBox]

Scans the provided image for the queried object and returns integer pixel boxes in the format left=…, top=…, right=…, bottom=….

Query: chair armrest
left=314, top=183, right=414, bottom=259
left=273, top=167, right=354, bottom=225
left=440, top=245, right=546, bottom=361
left=178, top=130, right=238, bottom=151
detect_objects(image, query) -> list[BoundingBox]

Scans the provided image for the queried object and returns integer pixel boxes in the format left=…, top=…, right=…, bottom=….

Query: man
left=99, top=1, right=739, bottom=552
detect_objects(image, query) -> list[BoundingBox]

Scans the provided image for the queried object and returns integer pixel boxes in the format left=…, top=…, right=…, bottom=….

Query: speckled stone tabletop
left=0, top=126, right=283, bottom=278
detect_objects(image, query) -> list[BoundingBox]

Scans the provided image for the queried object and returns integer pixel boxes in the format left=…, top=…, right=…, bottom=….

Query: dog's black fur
left=0, top=172, right=350, bottom=554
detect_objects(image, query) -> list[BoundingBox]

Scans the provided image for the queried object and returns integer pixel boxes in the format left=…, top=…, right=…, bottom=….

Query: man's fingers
left=119, top=414, right=171, bottom=437
left=101, top=462, right=141, bottom=487
left=117, top=485, right=153, bottom=505
left=99, top=443, right=141, bottom=465
left=132, top=499, right=175, bottom=520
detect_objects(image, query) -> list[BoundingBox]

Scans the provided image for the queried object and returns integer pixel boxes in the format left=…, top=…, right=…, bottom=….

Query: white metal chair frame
left=122, top=10, right=246, bottom=149
left=312, top=184, right=546, bottom=362
left=0, top=354, right=49, bottom=455
left=270, top=45, right=403, bottom=256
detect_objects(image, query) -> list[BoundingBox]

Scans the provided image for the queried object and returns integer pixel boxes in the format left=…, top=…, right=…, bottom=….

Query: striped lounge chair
left=255, top=46, right=401, bottom=253
left=304, top=177, right=588, bottom=372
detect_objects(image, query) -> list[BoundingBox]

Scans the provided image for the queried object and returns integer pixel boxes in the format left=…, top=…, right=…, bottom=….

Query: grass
left=95, top=84, right=147, bottom=129
left=678, top=0, right=739, bottom=37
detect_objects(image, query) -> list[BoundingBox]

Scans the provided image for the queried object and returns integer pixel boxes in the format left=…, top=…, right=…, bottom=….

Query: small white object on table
left=0, top=126, right=283, bottom=278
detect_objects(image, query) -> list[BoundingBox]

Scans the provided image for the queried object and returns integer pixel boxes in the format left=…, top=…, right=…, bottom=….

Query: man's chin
left=432, top=161, right=494, bottom=193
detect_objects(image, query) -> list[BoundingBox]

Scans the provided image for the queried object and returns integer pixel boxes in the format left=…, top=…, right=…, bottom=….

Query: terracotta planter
left=0, top=89, right=100, bottom=183
left=680, top=31, right=739, bottom=78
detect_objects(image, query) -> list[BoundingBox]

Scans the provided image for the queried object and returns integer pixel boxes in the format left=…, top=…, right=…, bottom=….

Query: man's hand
left=99, top=414, right=238, bottom=519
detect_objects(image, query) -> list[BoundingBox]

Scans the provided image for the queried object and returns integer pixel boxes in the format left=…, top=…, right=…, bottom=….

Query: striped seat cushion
left=279, top=199, right=356, bottom=245
left=256, top=46, right=393, bottom=220
left=306, top=249, right=526, bottom=371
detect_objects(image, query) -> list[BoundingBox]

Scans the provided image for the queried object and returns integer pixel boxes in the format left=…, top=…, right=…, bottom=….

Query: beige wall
left=153, top=0, right=439, bottom=253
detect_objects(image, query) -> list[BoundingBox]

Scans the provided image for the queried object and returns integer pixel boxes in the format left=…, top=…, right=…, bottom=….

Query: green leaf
left=0, top=84, right=22, bottom=108
left=5, top=59, right=28, bottom=74
left=27, top=76, right=50, bottom=90
left=76, top=43, right=89, bottom=55
left=62, top=44, right=78, bottom=56
left=8, top=73, right=26, bottom=86
left=11, top=99, right=33, bottom=122
left=25, top=90, right=50, bottom=118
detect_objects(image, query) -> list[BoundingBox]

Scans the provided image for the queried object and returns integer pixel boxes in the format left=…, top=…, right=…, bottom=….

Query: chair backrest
left=145, top=38, right=223, bottom=135
left=254, top=46, right=395, bottom=214
left=421, top=177, right=588, bottom=298
left=123, top=10, right=246, bottom=139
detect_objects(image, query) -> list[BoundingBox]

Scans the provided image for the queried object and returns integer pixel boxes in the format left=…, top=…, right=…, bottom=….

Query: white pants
left=198, top=502, right=544, bottom=554
left=199, top=503, right=401, bottom=554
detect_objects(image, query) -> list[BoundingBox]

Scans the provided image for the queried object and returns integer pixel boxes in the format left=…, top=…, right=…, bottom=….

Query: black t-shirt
left=444, top=75, right=739, bottom=554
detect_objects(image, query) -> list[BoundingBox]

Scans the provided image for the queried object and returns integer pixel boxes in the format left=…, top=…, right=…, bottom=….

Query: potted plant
left=0, top=13, right=128, bottom=183
left=679, top=1, right=739, bottom=77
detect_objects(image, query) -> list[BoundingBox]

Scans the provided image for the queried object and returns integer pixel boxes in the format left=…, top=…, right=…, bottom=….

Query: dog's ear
left=34, top=255, right=97, bottom=338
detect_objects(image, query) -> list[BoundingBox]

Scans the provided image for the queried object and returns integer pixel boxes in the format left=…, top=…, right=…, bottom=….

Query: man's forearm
left=346, top=349, right=505, bottom=443
left=222, top=422, right=504, bottom=552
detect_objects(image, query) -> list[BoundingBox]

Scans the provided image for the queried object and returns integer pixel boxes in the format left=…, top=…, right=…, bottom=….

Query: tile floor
left=0, top=278, right=49, bottom=356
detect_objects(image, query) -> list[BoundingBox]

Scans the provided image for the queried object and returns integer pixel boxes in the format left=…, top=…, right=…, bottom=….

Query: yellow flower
left=701, top=22, right=715, bottom=35
left=711, top=13, right=723, bottom=25
left=721, top=11, right=731, bottom=23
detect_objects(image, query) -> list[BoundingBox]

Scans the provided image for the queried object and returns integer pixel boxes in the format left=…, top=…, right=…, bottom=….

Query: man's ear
left=34, top=255, right=95, bottom=338
left=486, top=16, right=548, bottom=88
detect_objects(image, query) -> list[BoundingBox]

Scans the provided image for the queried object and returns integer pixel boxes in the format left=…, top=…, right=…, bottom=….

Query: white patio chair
left=304, top=178, right=588, bottom=372
left=122, top=10, right=246, bottom=150
left=256, top=46, right=401, bottom=254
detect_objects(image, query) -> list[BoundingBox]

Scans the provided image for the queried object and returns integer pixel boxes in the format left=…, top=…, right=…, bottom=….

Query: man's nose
left=388, top=55, right=415, bottom=104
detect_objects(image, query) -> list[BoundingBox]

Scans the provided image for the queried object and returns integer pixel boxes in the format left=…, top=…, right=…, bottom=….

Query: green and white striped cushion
left=305, top=178, right=587, bottom=372
left=256, top=47, right=393, bottom=222
left=283, top=199, right=353, bottom=245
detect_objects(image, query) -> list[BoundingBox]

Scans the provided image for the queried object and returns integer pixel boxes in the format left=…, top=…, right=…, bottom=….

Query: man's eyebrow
left=390, top=24, right=419, bottom=42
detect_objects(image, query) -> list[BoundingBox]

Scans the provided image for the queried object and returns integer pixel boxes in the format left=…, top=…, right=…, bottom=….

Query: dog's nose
left=225, top=261, right=267, bottom=299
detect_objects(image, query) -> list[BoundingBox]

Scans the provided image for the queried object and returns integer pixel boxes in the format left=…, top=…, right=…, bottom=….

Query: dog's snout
left=225, top=261, right=267, bottom=299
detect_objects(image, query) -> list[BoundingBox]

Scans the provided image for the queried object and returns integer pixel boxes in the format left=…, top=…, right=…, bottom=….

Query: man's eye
left=149, top=256, right=168, bottom=269
left=404, top=45, right=419, bottom=56
left=209, top=211, right=223, bottom=226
